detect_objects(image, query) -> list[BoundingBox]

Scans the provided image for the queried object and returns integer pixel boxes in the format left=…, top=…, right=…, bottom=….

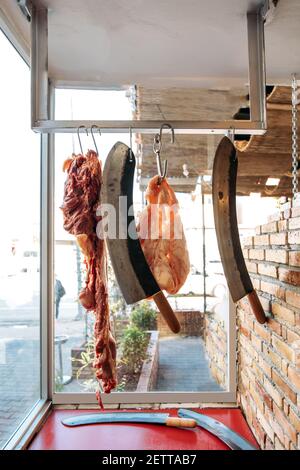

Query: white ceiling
left=1, top=0, right=300, bottom=88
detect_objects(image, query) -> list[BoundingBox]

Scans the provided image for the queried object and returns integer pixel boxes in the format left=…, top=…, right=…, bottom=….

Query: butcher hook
left=153, top=123, right=175, bottom=183
left=77, top=125, right=88, bottom=155
left=91, top=125, right=101, bottom=155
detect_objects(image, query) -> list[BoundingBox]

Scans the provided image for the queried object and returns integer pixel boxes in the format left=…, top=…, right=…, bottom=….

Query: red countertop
left=28, top=407, right=258, bottom=451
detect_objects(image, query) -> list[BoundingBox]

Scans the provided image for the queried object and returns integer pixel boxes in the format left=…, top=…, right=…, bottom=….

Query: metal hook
left=159, top=123, right=175, bottom=145
left=77, top=125, right=88, bottom=154
left=153, top=123, right=174, bottom=182
left=91, top=125, right=101, bottom=155
left=226, top=127, right=235, bottom=143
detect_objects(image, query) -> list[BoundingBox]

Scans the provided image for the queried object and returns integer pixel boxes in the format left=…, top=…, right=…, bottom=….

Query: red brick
left=272, top=369, right=297, bottom=404
left=256, top=380, right=273, bottom=410
left=271, top=335, right=295, bottom=362
left=259, top=354, right=272, bottom=376
left=263, top=376, right=283, bottom=408
left=285, top=289, right=300, bottom=308
left=261, top=221, right=278, bottom=234
left=252, top=417, right=266, bottom=446
left=283, top=399, right=290, bottom=416
left=254, top=322, right=271, bottom=343
left=254, top=234, right=269, bottom=246
left=286, top=329, right=300, bottom=344
left=288, top=230, right=300, bottom=244
left=271, top=302, right=296, bottom=326
left=249, top=380, right=264, bottom=413
left=287, top=366, right=300, bottom=389
left=258, top=263, right=277, bottom=278
left=240, top=325, right=251, bottom=339
left=273, top=403, right=297, bottom=444
left=270, top=232, right=287, bottom=245
left=289, top=407, right=300, bottom=433
left=288, top=217, right=300, bottom=230
left=278, top=267, right=300, bottom=287
left=278, top=219, right=287, bottom=231
left=267, top=318, right=282, bottom=336
left=257, top=408, right=275, bottom=441
left=265, top=249, right=288, bottom=264
left=249, top=248, right=264, bottom=260
left=260, top=280, right=285, bottom=299
left=263, top=344, right=281, bottom=369
left=246, top=261, right=257, bottom=274
left=289, top=251, right=300, bottom=267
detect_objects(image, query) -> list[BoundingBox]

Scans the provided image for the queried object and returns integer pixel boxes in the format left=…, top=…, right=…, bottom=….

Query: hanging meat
left=138, top=175, right=190, bottom=294
left=62, top=150, right=117, bottom=394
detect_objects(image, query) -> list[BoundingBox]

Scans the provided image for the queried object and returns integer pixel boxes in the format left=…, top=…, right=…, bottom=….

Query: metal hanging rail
left=29, top=3, right=267, bottom=135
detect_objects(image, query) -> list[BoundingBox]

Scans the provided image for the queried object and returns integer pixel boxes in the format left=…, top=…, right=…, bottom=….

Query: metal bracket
left=30, top=4, right=267, bottom=135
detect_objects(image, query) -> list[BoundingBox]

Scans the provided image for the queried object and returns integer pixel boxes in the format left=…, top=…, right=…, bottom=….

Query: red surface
left=28, top=408, right=258, bottom=450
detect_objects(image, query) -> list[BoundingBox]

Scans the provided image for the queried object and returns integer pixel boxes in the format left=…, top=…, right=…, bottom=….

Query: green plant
left=131, top=301, right=157, bottom=331
left=120, top=325, right=149, bottom=374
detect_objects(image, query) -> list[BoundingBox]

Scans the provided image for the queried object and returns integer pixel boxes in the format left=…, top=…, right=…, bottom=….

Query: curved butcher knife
left=178, top=409, right=257, bottom=450
left=102, top=142, right=180, bottom=334
left=212, top=136, right=266, bottom=324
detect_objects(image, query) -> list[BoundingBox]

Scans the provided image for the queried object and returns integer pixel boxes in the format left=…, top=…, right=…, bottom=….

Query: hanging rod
left=32, top=120, right=266, bottom=135
left=30, top=5, right=267, bottom=135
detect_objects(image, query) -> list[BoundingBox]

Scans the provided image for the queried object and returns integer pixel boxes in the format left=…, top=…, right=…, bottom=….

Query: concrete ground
left=154, top=336, right=223, bottom=392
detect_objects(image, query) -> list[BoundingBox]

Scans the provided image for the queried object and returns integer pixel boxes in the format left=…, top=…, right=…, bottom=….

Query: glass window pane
left=54, top=88, right=230, bottom=396
left=0, top=30, right=41, bottom=447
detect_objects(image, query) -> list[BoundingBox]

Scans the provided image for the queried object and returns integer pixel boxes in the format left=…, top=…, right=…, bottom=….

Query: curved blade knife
left=178, top=409, right=257, bottom=450
left=212, top=136, right=266, bottom=324
left=102, top=142, right=180, bottom=334
left=62, top=412, right=196, bottom=428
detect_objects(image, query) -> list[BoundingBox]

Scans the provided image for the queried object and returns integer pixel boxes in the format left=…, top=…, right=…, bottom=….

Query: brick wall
left=157, top=310, right=205, bottom=337
left=238, top=198, right=300, bottom=450
left=204, top=314, right=227, bottom=388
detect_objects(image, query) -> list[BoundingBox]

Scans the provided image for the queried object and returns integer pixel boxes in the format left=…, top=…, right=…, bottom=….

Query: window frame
left=50, top=85, right=237, bottom=406
left=0, top=14, right=237, bottom=448
left=0, top=16, right=50, bottom=450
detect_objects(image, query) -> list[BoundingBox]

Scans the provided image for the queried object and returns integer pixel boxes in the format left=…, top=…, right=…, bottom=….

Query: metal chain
left=292, top=74, right=299, bottom=199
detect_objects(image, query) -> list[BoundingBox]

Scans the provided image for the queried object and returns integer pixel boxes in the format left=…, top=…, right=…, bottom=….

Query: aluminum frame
left=0, top=19, right=49, bottom=449
left=52, top=296, right=236, bottom=405
left=30, top=4, right=267, bottom=135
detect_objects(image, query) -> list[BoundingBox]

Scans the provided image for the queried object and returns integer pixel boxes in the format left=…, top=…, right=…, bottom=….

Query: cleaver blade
left=102, top=142, right=180, bottom=334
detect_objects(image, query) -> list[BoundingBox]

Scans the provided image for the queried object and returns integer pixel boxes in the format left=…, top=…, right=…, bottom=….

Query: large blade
left=62, top=412, right=196, bottom=428
left=63, top=412, right=170, bottom=427
left=102, top=142, right=160, bottom=304
left=178, top=409, right=257, bottom=450
left=212, top=136, right=266, bottom=324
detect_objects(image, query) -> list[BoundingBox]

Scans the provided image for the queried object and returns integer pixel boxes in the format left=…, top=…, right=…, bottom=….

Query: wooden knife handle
left=166, top=417, right=196, bottom=428
left=153, top=291, right=180, bottom=334
left=247, top=290, right=267, bottom=324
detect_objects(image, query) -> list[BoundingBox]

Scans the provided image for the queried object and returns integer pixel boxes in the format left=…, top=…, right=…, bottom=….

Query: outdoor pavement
left=154, top=336, right=223, bottom=392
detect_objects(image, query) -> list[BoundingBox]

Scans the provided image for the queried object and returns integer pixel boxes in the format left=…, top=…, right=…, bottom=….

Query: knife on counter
left=102, top=142, right=180, bottom=334
left=178, top=409, right=257, bottom=450
left=62, top=412, right=196, bottom=428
